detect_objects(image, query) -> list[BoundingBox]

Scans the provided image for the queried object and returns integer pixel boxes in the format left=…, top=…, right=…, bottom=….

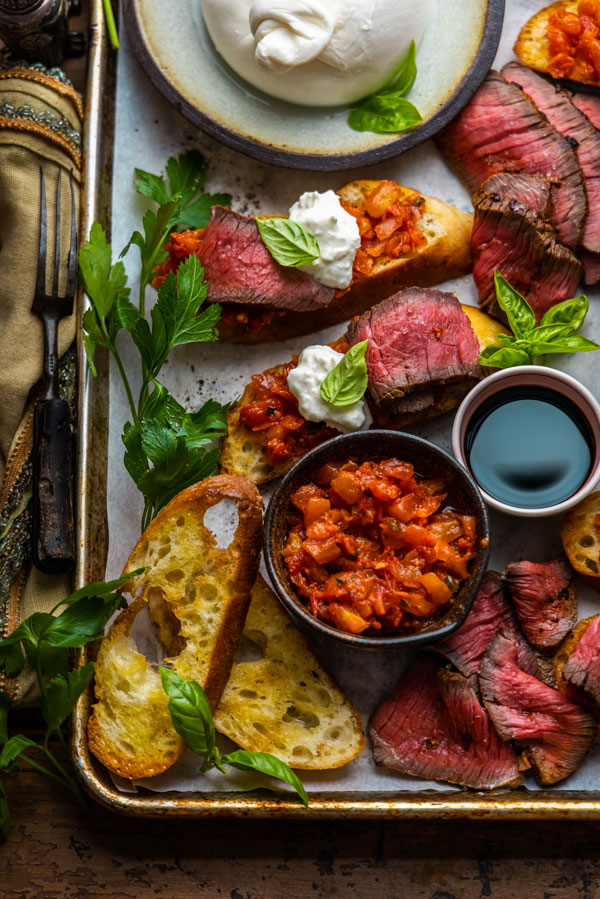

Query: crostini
left=152, top=179, right=473, bottom=343
left=514, top=0, right=600, bottom=86
left=219, top=291, right=509, bottom=485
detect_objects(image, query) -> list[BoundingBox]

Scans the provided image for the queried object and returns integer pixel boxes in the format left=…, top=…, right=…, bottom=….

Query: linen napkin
left=0, top=60, right=82, bottom=705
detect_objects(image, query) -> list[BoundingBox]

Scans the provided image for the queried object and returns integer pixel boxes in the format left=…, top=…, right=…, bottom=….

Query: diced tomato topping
left=546, top=5, right=600, bottom=81
left=283, top=458, right=477, bottom=637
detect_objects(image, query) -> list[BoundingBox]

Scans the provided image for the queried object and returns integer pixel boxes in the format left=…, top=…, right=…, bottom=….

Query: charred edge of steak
left=562, top=614, right=600, bottom=707
left=475, top=173, right=553, bottom=221
left=503, top=557, right=577, bottom=652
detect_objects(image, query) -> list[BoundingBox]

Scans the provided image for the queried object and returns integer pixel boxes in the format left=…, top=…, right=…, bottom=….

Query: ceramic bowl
left=452, top=366, right=600, bottom=518
left=263, top=430, right=490, bottom=651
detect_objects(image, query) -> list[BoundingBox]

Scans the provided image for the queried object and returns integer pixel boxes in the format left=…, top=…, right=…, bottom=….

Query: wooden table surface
left=2, top=741, right=600, bottom=899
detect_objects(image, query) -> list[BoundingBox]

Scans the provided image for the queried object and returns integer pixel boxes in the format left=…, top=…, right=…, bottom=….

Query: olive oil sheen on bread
left=465, top=386, right=593, bottom=510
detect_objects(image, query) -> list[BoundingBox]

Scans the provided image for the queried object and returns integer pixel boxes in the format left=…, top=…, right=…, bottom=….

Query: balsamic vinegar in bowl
left=465, top=385, right=593, bottom=510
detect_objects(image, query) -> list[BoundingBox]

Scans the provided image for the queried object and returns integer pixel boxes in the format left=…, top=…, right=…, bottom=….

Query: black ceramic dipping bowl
left=263, top=430, right=490, bottom=651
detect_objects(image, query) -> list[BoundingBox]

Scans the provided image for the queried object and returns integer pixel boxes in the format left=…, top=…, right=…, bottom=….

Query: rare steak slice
left=503, top=557, right=577, bottom=651
left=562, top=614, right=600, bottom=706
left=476, top=172, right=553, bottom=219
left=582, top=250, right=600, bottom=286
left=369, top=654, right=523, bottom=790
left=571, top=92, right=600, bottom=131
left=346, top=288, right=481, bottom=425
left=503, top=63, right=600, bottom=255
left=471, top=185, right=582, bottom=323
left=479, top=631, right=596, bottom=785
left=435, top=571, right=554, bottom=684
left=196, top=206, right=335, bottom=312
left=437, top=71, right=586, bottom=249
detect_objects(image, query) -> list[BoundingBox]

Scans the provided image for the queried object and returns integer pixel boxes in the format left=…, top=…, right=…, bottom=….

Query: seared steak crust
left=369, top=655, right=523, bottom=790
left=479, top=631, right=596, bottom=785
left=437, top=71, right=586, bottom=249
left=197, top=206, right=335, bottom=312
left=503, top=557, right=577, bottom=651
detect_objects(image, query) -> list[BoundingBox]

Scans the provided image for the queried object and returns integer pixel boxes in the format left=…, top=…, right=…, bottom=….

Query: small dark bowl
left=263, top=430, right=490, bottom=651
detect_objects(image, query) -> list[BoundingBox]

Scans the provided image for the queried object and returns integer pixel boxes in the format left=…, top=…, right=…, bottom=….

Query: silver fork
left=30, top=167, right=77, bottom=575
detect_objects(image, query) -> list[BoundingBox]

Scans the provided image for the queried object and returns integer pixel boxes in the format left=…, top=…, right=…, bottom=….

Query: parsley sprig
left=160, top=668, right=308, bottom=806
left=479, top=271, right=600, bottom=368
left=79, top=152, right=230, bottom=530
left=0, top=572, right=141, bottom=836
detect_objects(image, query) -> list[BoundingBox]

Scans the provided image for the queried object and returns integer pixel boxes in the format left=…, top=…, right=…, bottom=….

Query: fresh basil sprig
left=320, top=340, right=369, bottom=407
left=478, top=271, right=600, bottom=369
left=160, top=668, right=309, bottom=806
left=348, top=41, right=423, bottom=134
left=80, top=153, right=229, bottom=531
left=256, top=218, right=320, bottom=268
left=0, top=571, right=143, bottom=838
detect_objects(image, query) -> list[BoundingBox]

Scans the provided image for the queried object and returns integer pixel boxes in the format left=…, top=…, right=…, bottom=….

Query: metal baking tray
left=71, top=0, right=600, bottom=819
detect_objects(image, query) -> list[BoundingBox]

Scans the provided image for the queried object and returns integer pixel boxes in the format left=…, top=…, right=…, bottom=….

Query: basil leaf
left=320, top=340, right=369, bottom=407
left=539, top=295, right=588, bottom=333
left=160, top=667, right=215, bottom=758
left=40, top=664, right=95, bottom=732
left=526, top=324, right=573, bottom=344
left=256, top=218, right=320, bottom=267
left=62, top=571, right=144, bottom=606
left=529, top=335, right=600, bottom=355
left=478, top=345, right=532, bottom=368
left=495, top=333, right=515, bottom=346
left=493, top=271, right=536, bottom=338
left=348, top=96, right=422, bottom=133
left=220, top=749, right=309, bottom=808
left=40, top=597, right=123, bottom=649
left=383, top=40, right=417, bottom=96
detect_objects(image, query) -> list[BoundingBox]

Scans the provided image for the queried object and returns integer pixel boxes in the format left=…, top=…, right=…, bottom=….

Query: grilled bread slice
left=213, top=575, right=365, bottom=769
left=219, top=305, right=509, bottom=485
left=212, top=180, right=473, bottom=342
left=87, top=476, right=263, bottom=779
left=561, top=491, right=600, bottom=587
left=514, top=1, right=597, bottom=86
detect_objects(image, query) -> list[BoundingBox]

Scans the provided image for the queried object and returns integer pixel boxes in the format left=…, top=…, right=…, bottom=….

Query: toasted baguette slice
left=561, top=491, right=600, bottom=587
left=88, top=476, right=263, bottom=779
left=213, top=576, right=365, bottom=769
left=514, top=1, right=598, bottom=86
left=219, top=305, right=509, bottom=484
left=217, top=181, right=472, bottom=342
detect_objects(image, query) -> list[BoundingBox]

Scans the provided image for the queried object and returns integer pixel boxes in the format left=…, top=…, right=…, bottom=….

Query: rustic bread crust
left=216, top=181, right=473, bottom=343
left=87, top=476, right=263, bottom=779
left=553, top=615, right=597, bottom=696
left=561, top=491, right=600, bottom=588
left=514, top=2, right=591, bottom=83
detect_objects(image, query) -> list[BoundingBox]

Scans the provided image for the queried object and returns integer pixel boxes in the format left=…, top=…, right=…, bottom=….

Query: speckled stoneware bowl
left=263, top=430, right=490, bottom=651
left=123, top=0, right=504, bottom=170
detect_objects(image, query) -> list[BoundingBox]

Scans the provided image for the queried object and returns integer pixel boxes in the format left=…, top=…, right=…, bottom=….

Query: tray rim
left=121, top=0, right=505, bottom=172
left=71, top=0, right=600, bottom=820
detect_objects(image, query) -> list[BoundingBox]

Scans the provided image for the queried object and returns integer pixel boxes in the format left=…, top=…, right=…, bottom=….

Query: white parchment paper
left=105, top=0, right=600, bottom=796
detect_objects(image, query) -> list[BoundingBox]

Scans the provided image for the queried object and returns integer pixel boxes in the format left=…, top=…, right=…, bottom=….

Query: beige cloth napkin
left=0, top=63, right=82, bottom=705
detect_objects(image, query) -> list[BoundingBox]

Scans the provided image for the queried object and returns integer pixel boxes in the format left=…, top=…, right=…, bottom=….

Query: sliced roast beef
left=437, top=71, right=586, bottom=249
left=477, top=172, right=553, bottom=219
left=563, top=614, right=600, bottom=706
left=196, top=206, right=334, bottom=312
left=582, top=250, right=600, bottom=286
left=471, top=185, right=582, bottom=323
left=435, top=571, right=554, bottom=684
left=503, top=557, right=577, bottom=651
left=346, top=289, right=481, bottom=424
left=369, top=654, right=523, bottom=790
left=503, top=63, right=600, bottom=255
left=479, top=630, right=596, bottom=785
left=571, top=92, right=600, bottom=131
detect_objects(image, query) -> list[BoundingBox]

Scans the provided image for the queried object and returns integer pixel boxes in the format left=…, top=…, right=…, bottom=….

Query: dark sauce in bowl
left=465, top=385, right=594, bottom=509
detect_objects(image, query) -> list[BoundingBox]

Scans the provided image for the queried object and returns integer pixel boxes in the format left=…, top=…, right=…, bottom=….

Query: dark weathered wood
left=2, top=741, right=600, bottom=899
left=32, top=397, right=75, bottom=574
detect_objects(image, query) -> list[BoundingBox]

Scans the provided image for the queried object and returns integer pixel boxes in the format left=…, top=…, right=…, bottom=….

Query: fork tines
left=32, top=167, right=77, bottom=315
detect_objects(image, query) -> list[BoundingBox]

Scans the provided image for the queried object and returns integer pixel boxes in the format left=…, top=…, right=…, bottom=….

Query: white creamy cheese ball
left=287, top=345, right=372, bottom=433
left=199, top=0, right=431, bottom=107
left=288, top=190, right=360, bottom=289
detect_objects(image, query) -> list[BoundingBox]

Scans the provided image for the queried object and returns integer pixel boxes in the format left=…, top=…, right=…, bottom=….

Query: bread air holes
left=157, top=540, right=171, bottom=560
left=165, top=569, right=185, bottom=583
left=579, top=536, right=595, bottom=548
left=253, top=722, right=268, bottom=736
left=282, top=705, right=320, bottom=729
left=292, top=745, right=313, bottom=761
left=586, top=559, right=599, bottom=573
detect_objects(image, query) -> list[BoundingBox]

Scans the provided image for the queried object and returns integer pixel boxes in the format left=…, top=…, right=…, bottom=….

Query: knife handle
left=32, top=397, right=75, bottom=575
